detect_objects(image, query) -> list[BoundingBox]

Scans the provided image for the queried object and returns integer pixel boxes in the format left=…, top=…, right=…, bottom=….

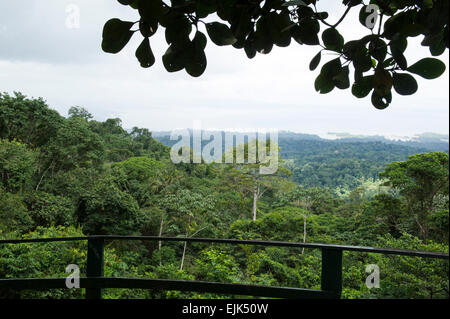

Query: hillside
left=153, top=131, right=447, bottom=190
left=1, top=93, right=448, bottom=300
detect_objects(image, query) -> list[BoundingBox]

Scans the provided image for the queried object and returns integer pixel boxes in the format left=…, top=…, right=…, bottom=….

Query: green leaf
left=193, top=31, right=207, bottom=50
left=139, top=20, right=158, bottom=38
left=196, top=0, right=217, bottom=18
left=185, top=48, right=207, bottom=77
left=291, top=19, right=320, bottom=45
left=282, top=0, right=307, bottom=7
left=185, top=32, right=208, bottom=77
left=315, top=74, right=334, bottom=94
left=352, top=75, right=374, bottom=98
left=353, top=51, right=373, bottom=72
left=390, top=36, right=408, bottom=69
left=333, top=66, right=350, bottom=90
left=309, top=51, right=322, bottom=71
left=138, top=0, right=163, bottom=28
left=369, top=38, right=387, bottom=62
left=407, top=58, right=446, bottom=79
left=102, top=19, right=134, bottom=54
left=162, top=44, right=190, bottom=72
left=244, top=40, right=257, bottom=59
left=206, top=22, right=237, bottom=46
left=135, top=38, right=155, bottom=68
left=118, top=0, right=133, bottom=5
left=320, top=58, right=342, bottom=78
left=253, top=18, right=274, bottom=54
left=371, top=91, right=392, bottom=110
left=393, top=73, right=418, bottom=96
left=165, top=17, right=192, bottom=45
left=322, top=28, right=344, bottom=51
left=374, top=67, right=393, bottom=97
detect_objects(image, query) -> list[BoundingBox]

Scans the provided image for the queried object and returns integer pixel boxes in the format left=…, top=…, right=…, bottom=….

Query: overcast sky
left=0, top=0, right=448, bottom=136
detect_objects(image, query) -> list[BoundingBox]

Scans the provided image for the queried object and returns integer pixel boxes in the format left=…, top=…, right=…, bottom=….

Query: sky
left=0, top=0, right=449, bottom=137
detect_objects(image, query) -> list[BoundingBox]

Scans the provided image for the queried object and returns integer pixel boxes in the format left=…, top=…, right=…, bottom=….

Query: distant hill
left=152, top=130, right=449, bottom=152
left=323, top=132, right=449, bottom=152
left=152, top=130, right=448, bottom=190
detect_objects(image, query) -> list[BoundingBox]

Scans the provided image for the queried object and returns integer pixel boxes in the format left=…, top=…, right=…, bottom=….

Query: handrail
left=0, top=236, right=448, bottom=299
left=1, top=236, right=448, bottom=259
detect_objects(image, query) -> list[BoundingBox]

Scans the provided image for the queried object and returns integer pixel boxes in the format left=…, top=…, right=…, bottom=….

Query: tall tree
left=380, top=152, right=449, bottom=240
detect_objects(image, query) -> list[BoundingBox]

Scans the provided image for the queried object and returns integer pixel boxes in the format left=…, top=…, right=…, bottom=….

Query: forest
left=0, top=92, right=448, bottom=299
left=155, top=131, right=441, bottom=191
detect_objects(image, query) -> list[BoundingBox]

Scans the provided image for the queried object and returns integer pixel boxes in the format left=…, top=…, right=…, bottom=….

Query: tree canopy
left=102, top=0, right=448, bottom=109
left=1, top=92, right=448, bottom=299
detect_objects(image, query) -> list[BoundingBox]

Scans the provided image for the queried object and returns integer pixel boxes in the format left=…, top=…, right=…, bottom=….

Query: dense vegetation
left=0, top=92, right=448, bottom=299
left=155, top=131, right=438, bottom=191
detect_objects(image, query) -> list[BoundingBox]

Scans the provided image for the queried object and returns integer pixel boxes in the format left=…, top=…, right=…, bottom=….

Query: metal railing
left=0, top=236, right=448, bottom=299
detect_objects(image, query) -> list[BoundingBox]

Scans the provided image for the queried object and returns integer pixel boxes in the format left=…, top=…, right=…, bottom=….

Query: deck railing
left=0, top=236, right=448, bottom=299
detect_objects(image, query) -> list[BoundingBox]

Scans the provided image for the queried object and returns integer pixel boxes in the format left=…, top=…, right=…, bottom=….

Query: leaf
left=369, top=38, right=387, bottom=62
left=315, top=74, right=334, bottom=94
left=282, top=0, right=307, bottom=7
left=374, top=67, right=393, bottom=97
left=196, top=0, right=217, bottom=18
left=390, top=36, right=408, bottom=69
left=291, top=19, right=320, bottom=45
left=193, top=31, right=207, bottom=50
left=206, top=22, right=237, bottom=46
left=322, top=28, right=344, bottom=51
left=244, top=40, right=257, bottom=59
left=185, top=48, right=207, bottom=77
left=139, top=20, right=157, bottom=38
left=407, top=58, right=446, bottom=79
left=118, top=0, right=133, bottom=5
left=185, top=32, right=208, bottom=77
left=353, top=51, right=373, bottom=72
left=162, top=44, right=190, bottom=72
left=165, top=17, right=192, bottom=45
left=135, top=38, right=155, bottom=68
left=333, top=66, right=350, bottom=90
left=138, top=0, right=163, bottom=28
left=352, top=75, right=374, bottom=98
left=254, top=18, right=274, bottom=54
left=272, top=13, right=292, bottom=48
left=309, top=51, right=322, bottom=71
left=371, top=91, right=392, bottom=110
left=393, top=73, right=418, bottom=95
left=102, top=19, right=134, bottom=54
left=320, top=58, right=342, bottom=78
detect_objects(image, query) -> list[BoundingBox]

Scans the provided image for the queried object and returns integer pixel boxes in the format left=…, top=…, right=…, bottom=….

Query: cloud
left=0, top=0, right=139, bottom=63
left=0, top=1, right=448, bottom=136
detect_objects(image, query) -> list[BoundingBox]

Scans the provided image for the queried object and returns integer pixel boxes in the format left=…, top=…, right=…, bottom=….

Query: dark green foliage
left=75, top=174, right=141, bottom=235
left=283, top=140, right=425, bottom=189
left=0, top=93, right=448, bottom=299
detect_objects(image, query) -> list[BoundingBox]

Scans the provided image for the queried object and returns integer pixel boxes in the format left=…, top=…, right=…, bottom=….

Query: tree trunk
left=180, top=240, right=187, bottom=271
left=252, top=171, right=259, bottom=221
left=158, top=211, right=165, bottom=251
left=302, top=215, right=307, bottom=255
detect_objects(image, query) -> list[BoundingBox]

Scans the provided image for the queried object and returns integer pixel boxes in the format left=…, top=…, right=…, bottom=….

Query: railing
left=0, top=236, right=448, bottom=299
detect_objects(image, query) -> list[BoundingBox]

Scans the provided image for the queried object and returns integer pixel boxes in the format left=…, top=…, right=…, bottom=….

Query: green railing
left=0, top=236, right=448, bottom=299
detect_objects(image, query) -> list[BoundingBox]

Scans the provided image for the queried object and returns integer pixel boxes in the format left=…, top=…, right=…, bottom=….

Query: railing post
left=86, top=237, right=104, bottom=299
left=321, top=248, right=343, bottom=298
